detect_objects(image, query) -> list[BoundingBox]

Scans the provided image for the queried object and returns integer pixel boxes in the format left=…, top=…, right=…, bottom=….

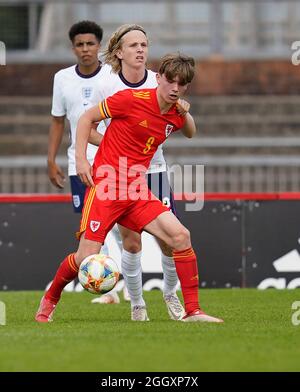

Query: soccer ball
left=78, top=254, right=120, bottom=294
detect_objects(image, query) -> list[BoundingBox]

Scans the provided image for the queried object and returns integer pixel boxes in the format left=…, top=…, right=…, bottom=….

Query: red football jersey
left=93, top=88, right=185, bottom=190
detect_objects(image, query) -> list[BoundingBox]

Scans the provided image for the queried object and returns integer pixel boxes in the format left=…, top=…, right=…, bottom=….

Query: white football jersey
left=51, top=63, right=107, bottom=176
left=96, top=64, right=167, bottom=174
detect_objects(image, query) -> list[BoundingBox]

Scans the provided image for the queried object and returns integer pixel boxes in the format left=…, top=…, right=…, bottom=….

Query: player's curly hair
left=158, top=53, right=195, bottom=85
left=103, top=24, right=147, bottom=73
left=69, top=20, right=103, bottom=43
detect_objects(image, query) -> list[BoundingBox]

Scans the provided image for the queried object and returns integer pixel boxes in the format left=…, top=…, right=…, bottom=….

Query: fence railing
left=1, top=155, right=300, bottom=194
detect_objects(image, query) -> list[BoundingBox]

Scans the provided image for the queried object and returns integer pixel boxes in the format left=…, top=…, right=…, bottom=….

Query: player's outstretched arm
left=48, top=116, right=66, bottom=189
left=76, top=105, right=104, bottom=187
left=181, top=112, right=196, bottom=138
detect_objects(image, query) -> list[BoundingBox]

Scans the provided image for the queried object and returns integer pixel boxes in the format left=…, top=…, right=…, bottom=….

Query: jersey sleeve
left=177, top=114, right=186, bottom=130
left=51, top=73, right=66, bottom=117
left=98, top=89, right=133, bottom=120
left=170, top=113, right=186, bottom=134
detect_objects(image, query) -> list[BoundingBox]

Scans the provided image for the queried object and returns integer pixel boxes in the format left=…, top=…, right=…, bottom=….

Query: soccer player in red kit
left=35, top=53, right=223, bottom=323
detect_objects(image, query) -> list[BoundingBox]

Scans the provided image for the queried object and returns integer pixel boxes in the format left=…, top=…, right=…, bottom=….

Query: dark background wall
left=1, top=60, right=299, bottom=96
left=1, top=196, right=300, bottom=291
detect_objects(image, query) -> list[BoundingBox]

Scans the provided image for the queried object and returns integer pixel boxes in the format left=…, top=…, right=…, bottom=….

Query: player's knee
left=160, top=242, right=173, bottom=257
left=172, top=227, right=191, bottom=251
left=122, top=238, right=142, bottom=253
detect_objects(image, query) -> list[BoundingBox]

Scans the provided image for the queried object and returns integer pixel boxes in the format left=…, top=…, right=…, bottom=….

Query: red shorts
left=77, top=186, right=169, bottom=243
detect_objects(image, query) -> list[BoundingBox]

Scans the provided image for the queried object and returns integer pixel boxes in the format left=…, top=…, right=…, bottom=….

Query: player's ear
left=156, top=73, right=161, bottom=85
left=116, top=49, right=123, bottom=60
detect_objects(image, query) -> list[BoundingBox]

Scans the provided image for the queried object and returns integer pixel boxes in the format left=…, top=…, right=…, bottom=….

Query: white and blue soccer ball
left=78, top=254, right=119, bottom=294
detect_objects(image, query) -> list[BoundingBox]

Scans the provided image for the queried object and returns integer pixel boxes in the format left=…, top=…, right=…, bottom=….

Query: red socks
left=173, top=247, right=200, bottom=314
left=45, top=253, right=78, bottom=304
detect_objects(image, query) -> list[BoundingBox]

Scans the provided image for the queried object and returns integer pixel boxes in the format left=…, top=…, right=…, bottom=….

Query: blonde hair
left=158, top=53, right=195, bottom=85
left=103, top=24, right=147, bottom=73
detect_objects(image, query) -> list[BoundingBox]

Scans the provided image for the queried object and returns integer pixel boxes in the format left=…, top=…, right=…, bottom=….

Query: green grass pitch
left=0, top=289, right=300, bottom=372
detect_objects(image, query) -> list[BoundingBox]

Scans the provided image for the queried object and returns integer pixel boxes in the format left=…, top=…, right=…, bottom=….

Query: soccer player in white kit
left=49, top=21, right=104, bottom=211
left=48, top=21, right=128, bottom=298
left=89, top=24, right=185, bottom=321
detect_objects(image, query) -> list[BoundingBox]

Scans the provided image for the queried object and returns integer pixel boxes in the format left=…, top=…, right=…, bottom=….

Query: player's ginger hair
left=158, top=53, right=195, bottom=85
left=103, top=24, right=147, bottom=73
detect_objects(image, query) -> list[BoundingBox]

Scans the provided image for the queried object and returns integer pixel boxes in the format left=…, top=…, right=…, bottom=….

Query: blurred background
left=1, top=0, right=300, bottom=194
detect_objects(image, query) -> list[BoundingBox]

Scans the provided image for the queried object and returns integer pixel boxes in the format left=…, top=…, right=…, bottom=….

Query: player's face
left=117, top=30, right=148, bottom=70
left=72, top=34, right=100, bottom=67
left=156, top=74, right=189, bottom=104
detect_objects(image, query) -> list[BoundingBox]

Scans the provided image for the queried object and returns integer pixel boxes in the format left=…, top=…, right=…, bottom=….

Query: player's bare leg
left=35, top=234, right=102, bottom=322
left=74, top=235, right=102, bottom=266
left=144, top=211, right=223, bottom=323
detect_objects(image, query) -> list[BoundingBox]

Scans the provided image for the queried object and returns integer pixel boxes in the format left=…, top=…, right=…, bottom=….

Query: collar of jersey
left=75, top=62, right=102, bottom=79
left=118, top=69, right=148, bottom=87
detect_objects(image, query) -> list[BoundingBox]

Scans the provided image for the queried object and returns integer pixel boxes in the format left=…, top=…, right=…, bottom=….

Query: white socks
left=106, top=231, right=178, bottom=303
left=161, top=254, right=178, bottom=296
left=121, top=250, right=145, bottom=307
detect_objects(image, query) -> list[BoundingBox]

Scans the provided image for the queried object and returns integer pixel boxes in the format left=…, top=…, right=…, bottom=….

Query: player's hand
left=48, top=162, right=65, bottom=189
left=76, top=158, right=95, bottom=188
left=176, top=99, right=190, bottom=116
